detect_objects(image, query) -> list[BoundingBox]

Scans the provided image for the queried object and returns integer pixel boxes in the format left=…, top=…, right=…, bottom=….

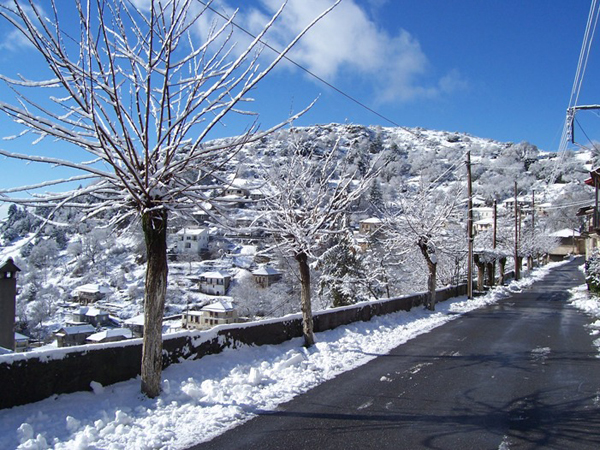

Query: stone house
left=252, top=266, right=282, bottom=288
left=182, top=300, right=238, bottom=330
left=55, top=324, right=96, bottom=347
left=70, top=306, right=110, bottom=327
left=86, top=328, right=133, bottom=344
left=71, top=284, right=111, bottom=305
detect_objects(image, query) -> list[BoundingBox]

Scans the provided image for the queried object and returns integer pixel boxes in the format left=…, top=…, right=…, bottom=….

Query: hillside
left=0, top=123, right=594, bottom=346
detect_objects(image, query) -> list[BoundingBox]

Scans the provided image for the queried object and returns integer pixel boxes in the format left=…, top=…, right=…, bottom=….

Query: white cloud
left=201, top=0, right=467, bottom=104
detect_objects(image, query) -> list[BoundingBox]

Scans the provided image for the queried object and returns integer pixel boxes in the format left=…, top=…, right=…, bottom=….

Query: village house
left=124, top=314, right=145, bottom=337
left=252, top=266, right=282, bottom=288
left=70, top=306, right=110, bottom=327
left=548, top=229, right=584, bottom=261
left=182, top=300, right=238, bottom=330
left=474, top=218, right=493, bottom=234
left=55, top=324, right=96, bottom=347
left=173, top=228, right=209, bottom=256
left=71, top=284, right=111, bottom=305
left=86, top=328, right=133, bottom=344
left=199, top=271, right=231, bottom=295
left=359, top=217, right=383, bottom=235
left=14, top=332, right=29, bottom=352
left=472, top=206, right=494, bottom=221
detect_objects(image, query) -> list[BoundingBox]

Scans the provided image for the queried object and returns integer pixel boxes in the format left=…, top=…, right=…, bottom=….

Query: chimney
left=0, top=258, right=21, bottom=351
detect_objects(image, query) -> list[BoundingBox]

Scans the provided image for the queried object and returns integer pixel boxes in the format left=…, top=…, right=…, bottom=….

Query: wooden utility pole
left=514, top=181, right=520, bottom=281
left=493, top=200, right=497, bottom=249
left=466, top=151, right=473, bottom=299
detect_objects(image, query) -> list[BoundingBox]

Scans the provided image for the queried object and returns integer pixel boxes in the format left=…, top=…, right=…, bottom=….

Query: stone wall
left=0, top=284, right=467, bottom=410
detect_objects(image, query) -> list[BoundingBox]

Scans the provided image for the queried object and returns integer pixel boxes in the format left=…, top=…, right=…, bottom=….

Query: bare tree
left=0, top=0, right=338, bottom=397
left=257, top=138, right=378, bottom=347
left=384, top=183, right=462, bottom=310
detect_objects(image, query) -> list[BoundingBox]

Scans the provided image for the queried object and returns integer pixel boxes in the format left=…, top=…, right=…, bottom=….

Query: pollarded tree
left=258, top=138, right=379, bottom=347
left=383, top=182, right=462, bottom=310
left=0, top=0, right=338, bottom=397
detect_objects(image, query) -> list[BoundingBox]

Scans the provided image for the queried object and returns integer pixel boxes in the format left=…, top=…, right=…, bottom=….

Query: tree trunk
left=418, top=236, right=436, bottom=311
left=486, top=262, right=495, bottom=287
left=296, top=251, right=315, bottom=347
left=474, top=254, right=485, bottom=292
left=499, top=257, right=506, bottom=285
left=426, top=261, right=437, bottom=311
left=141, top=208, right=169, bottom=398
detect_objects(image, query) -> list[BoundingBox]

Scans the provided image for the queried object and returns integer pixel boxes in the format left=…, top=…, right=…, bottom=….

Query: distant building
left=174, top=228, right=209, bottom=255
left=86, top=328, right=132, bottom=344
left=182, top=300, right=238, bottom=330
left=70, top=306, right=110, bottom=327
left=71, top=284, right=111, bottom=305
left=14, top=332, right=29, bottom=352
left=252, top=266, right=282, bottom=288
left=548, top=229, right=584, bottom=261
left=199, top=271, right=231, bottom=295
left=474, top=218, right=493, bottom=234
left=359, top=218, right=383, bottom=235
left=123, top=314, right=145, bottom=337
left=55, top=324, right=96, bottom=347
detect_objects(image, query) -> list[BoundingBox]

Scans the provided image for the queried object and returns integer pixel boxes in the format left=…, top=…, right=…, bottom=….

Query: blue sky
left=0, top=0, right=598, bottom=217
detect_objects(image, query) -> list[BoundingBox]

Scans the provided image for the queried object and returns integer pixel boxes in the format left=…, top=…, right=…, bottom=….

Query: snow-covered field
left=0, top=262, right=568, bottom=450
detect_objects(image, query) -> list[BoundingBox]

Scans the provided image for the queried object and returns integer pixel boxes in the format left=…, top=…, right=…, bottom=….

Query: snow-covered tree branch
left=0, top=0, right=339, bottom=397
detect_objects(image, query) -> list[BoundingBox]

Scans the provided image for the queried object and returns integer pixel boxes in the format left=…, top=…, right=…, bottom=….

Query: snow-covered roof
left=475, top=218, right=493, bottom=225
left=75, top=306, right=108, bottom=317
left=0, top=346, right=12, bottom=355
left=176, top=228, right=207, bottom=236
left=72, top=284, right=111, bottom=295
left=550, top=229, right=581, bottom=238
left=201, top=300, right=235, bottom=312
left=252, top=266, right=280, bottom=276
left=56, top=325, right=96, bottom=335
left=87, top=328, right=132, bottom=342
left=201, top=271, right=230, bottom=279
left=360, top=217, right=382, bottom=224
left=124, top=314, right=145, bottom=326
left=15, top=332, right=29, bottom=342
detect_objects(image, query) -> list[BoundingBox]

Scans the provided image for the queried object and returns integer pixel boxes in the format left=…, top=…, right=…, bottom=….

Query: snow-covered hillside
left=0, top=124, right=594, bottom=347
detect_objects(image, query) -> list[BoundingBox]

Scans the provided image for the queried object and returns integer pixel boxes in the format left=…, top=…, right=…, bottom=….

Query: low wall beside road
left=0, top=284, right=467, bottom=409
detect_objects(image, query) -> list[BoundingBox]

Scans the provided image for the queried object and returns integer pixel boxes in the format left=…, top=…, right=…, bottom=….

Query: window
left=185, top=243, right=191, bottom=249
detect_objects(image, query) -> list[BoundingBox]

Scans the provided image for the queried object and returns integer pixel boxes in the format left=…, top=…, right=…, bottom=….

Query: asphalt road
left=191, top=258, right=600, bottom=449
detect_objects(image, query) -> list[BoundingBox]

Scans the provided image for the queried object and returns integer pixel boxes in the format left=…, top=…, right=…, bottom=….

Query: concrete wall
left=0, top=284, right=466, bottom=410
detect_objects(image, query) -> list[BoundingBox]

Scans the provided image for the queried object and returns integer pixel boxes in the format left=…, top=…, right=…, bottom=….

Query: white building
left=174, top=228, right=209, bottom=255
left=199, top=271, right=231, bottom=295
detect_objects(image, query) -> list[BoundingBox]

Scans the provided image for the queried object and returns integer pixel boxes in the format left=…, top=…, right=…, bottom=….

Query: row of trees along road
left=0, top=0, right=340, bottom=398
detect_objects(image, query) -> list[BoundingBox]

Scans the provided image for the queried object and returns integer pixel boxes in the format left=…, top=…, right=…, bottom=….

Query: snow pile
left=0, top=263, right=562, bottom=450
left=569, top=283, right=600, bottom=353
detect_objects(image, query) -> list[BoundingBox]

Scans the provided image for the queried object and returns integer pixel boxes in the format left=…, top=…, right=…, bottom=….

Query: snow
left=251, top=266, right=280, bottom=276
left=87, top=328, right=133, bottom=342
left=549, top=228, right=580, bottom=238
left=0, top=262, right=565, bottom=450
left=202, top=300, right=235, bottom=312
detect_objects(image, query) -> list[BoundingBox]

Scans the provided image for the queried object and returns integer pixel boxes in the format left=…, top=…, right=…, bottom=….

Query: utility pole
left=514, top=181, right=520, bottom=281
left=493, top=200, right=497, bottom=249
left=466, top=151, right=473, bottom=299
